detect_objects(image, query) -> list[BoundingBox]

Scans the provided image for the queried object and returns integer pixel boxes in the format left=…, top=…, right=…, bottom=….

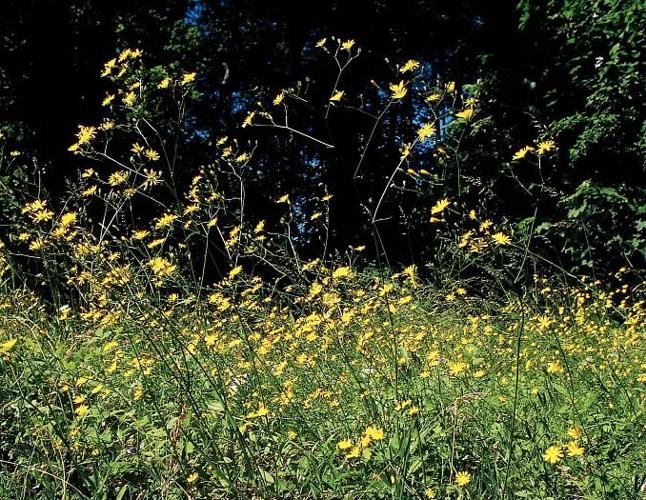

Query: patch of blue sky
left=184, top=0, right=205, bottom=27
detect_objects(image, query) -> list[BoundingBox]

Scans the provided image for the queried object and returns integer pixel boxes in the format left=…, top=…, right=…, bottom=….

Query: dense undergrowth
left=1, top=270, right=644, bottom=498
left=0, top=40, right=645, bottom=498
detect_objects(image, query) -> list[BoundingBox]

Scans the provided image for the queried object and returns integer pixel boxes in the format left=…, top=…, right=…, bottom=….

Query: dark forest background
left=1, top=0, right=644, bottom=275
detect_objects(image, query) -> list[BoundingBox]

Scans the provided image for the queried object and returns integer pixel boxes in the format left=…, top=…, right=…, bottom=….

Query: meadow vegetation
left=0, top=39, right=644, bottom=499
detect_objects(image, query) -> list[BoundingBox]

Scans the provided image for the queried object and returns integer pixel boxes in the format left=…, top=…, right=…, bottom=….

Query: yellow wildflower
left=154, top=213, right=177, bottom=229
left=512, top=146, right=535, bottom=161
left=0, top=338, right=17, bottom=354
left=479, top=220, right=493, bottom=231
left=397, top=144, right=413, bottom=162
left=456, top=108, right=474, bottom=120
left=74, top=405, right=89, bottom=417
left=242, top=111, right=255, bottom=128
left=76, top=125, right=96, bottom=145
left=400, top=59, right=420, bottom=73
left=332, top=266, right=352, bottom=280
left=101, top=58, right=117, bottom=77
left=32, top=210, right=54, bottom=223
left=543, top=445, right=563, bottom=464
left=148, top=257, right=176, bottom=277
left=547, top=361, right=563, bottom=374
left=364, top=426, right=384, bottom=441
left=229, top=266, right=243, bottom=279
left=122, top=91, right=136, bottom=106
left=448, top=361, right=468, bottom=376
left=565, top=441, right=584, bottom=457
left=492, top=232, right=511, bottom=246
left=145, top=149, right=160, bottom=161
left=336, top=439, right=353, bottom=451
left=181, top=72, right=197, bottom=85
left=59, top=212, right=77, bottom=227
left=567, top=426, right=582, bottom=440
left=537, top=140, right=556, bottom=155
left=108, top=171, right=128, bottom=186
left=455, top=471, right=471, bottom=487
left=389, top=80, right=408, bottom=99
left=417, top=123, right=436, bottom=142
left=132, top=229, right=149, bottom=240
left=431, top=198, right=450, bottom=215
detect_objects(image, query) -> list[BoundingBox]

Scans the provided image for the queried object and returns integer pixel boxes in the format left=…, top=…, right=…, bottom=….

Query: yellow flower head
left=400, top=59, right=420, bottom=73
left=417, top=123, right=436, bottom=142
left=492, top=232, right=511, bottom=246
left=0, top=338, right=17, bottom=354
left=537, top=140, right=556, bottom=155
left=101, top=58, right=117, bottom=77
left=431, top=198, right=450, bottom=215
left=74, top=404, right=89, bottom=417
left=181, top=72, right=197, bottom=85
left=108, top=171, right=128, bottom=186
left=148, top=257, right=176, bottom=277
left=332, top=266, right=352, bottom=280
left=389, top=80, right=408, bottom=100
left=122, top=91, right=136, bottom=107
left=242, top=111, right=256, bottom=128
left=228, top=266, right=243, bottom=279
left=456, top=108, right=474, bottom=121
left=76, top=125, right=96, bottom=145
left=543, top=445, right=563, bottom=464
left=455, top=471, right=471, bottom=487
left=145, top=149, right=160, bottom=161
left=547, top=361, right=563, bottom=374
left=59, top=212, right=77, bottom=228
left=158, top=77, right=171, bottom=89
left=336, top=439, right=352, bottom=451
left=565, top=441, right=584, bottom=457
left=512, top=146, right=535, bottom=161
left=400, top=142, right=412, bottom=160
left=154, top=213, right=177, bottom=230
left=364, top=426, right=384, bottom=441
left=567, top=426, right=582, bottom=440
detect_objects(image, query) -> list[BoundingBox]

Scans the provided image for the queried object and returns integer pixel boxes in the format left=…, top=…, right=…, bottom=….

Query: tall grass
left=0, top=40, right=644, bottom=498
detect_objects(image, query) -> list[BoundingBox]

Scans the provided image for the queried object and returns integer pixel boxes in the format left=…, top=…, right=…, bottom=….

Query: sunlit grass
left=1, top=269, right=644, bottom=498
